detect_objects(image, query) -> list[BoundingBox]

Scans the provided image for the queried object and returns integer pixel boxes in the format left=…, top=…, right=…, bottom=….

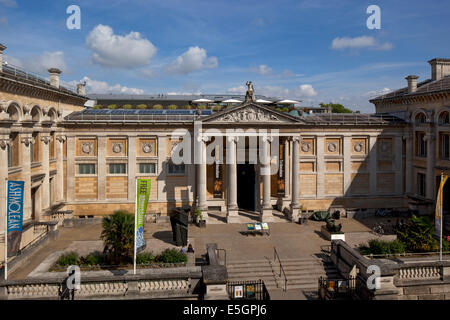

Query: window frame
left=138, top=163, right=157, bottom=175
left=108, top=163, right=127, bottom=175
left=417, top=173, right=426, bottom=197
left=78, top=163, right=97, bottom=175
left=416, top=132, right=427, bottom=157
left=167, top=162, right=186, bottom=175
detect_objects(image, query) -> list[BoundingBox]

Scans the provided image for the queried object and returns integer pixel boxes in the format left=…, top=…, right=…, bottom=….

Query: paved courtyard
left=9, top=216, right=395, bottom=281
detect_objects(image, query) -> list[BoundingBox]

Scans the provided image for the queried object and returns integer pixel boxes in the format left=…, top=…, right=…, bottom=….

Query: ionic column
left=20, top=134, right=34, bottom=222
left=196, top=135, right=209, bottom=221
left=0, top=135, right=10, bottom=248
left=289, top=136, right=301, bottom=222
left=40, top=134, right=52, bottom=214
left=404, top=134, right=413, bottom=194
left=260, top=136, right=274, bottom=222
left=425, top=133, right=436, bottom=199
left=226, top=136, right=239, bottom=223
left=55, top=134, right=66, bottom=202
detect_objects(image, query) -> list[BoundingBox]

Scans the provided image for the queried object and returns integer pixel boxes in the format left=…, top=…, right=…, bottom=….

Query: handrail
left=273, top=247, right=287, bottom=292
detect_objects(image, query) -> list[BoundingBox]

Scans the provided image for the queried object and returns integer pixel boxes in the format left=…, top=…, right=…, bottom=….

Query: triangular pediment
left=201, top=102, right=303, bottom=124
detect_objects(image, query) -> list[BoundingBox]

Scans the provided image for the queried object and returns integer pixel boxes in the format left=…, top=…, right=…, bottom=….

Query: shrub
left=182, top=105, right=192, bottom=110
left=137, top=252, right=155, bottom=265
left=107, top=104, right=118, bottom=109
left=153, top=104, right=163, bottom=110
left=157, top=249, right=187, bottom=264
left=397, top=215, right=437, bottom=252
left=360, top=239, right=406, bottom=255
left=137, top=104, right=147, bottom=109
left=197, top=105, right=206, bottom=110
left=122, top=104, right=133, bottom=109
left=101, top=210, right=135, bottom=264
left=57, top=252, right=79, bottom=266
left=212, top=106, right=221, bottom=112
left=168, top=104, right=178, bottom=110
left=93, top=105, right=103, bottom=109
left=79, top=251, right=105, bottom=266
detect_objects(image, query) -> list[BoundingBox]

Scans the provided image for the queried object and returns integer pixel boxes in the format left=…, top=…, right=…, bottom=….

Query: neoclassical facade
left=1, top=41, right=450, bottom=265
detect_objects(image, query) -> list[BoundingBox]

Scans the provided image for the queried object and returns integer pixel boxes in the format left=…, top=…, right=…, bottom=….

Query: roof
left=370, top=75, right=450, bottom=102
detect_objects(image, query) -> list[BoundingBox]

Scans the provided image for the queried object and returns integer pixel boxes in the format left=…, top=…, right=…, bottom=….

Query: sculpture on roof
left=245, top=81, right=256, bottom=103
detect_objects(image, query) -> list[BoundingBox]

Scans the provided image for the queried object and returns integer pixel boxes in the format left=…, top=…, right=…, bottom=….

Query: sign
left=234, top=286, right=244, bottom=298
left=7, top=181, right=25, bottom=257
left=135, top=179, right=151, bottom=251
left=277, top=142, right=285, bottom=195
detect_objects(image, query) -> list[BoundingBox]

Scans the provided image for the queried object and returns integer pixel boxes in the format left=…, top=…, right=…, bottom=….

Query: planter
left=321, top=225, right=345, bottom=241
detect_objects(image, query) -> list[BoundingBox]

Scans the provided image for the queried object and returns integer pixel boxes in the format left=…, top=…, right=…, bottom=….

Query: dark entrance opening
left=237, top=163, right=256, bottom=211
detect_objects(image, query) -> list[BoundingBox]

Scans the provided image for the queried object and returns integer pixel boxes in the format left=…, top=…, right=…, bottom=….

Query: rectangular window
left=109, top=163, right=126, bottom=174
left=139, top=163, right=156, bottom=174
left=168, top=163, right=185, bottom=175
left=417, top=133, right=427, bottom=157
left=442, top=134, right=450, bottom=160
left=417, top=173, right=426, bottom=197
left=78, top=164, right=96, bottom=174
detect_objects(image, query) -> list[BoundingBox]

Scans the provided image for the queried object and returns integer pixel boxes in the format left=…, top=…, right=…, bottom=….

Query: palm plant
left=397, top=215, right=437, bottom=252
left=101, top=210, right=135, bottom=264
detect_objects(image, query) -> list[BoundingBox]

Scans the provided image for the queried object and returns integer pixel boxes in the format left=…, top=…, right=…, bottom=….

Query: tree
left=397, top=215, right=437, bottom=252
left=101, top=210, right=135, bottom=264
left=122, top=104, right=133, bottom=109
left=136, top=104, right=147, bottom=109
left=107, top=104, right=118, bottom=110
left=153, top=104, right=163, bottom=110
left=320, top=103, right=353, bottom=113
left=168, top=104, right=178, bottom=110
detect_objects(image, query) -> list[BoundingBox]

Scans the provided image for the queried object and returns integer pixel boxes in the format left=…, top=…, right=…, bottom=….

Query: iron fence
left=318, top=276, right=356, bottom=300
left=227, top=279, right=270, bottom=300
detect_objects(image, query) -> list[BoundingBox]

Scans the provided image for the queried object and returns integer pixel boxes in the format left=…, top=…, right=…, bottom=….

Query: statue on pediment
left=245, top=81, right=256, bottom=102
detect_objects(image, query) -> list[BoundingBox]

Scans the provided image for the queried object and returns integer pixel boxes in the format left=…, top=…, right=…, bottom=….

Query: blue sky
left=1, top=0, right=449, bottom=112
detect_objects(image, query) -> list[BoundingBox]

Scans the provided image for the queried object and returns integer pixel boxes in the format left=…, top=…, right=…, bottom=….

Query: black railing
left=318, top=276, right=356, bottom=300
left=273, top=247, right=287, bottom=291
left=227, top=279, right=270, bottom=300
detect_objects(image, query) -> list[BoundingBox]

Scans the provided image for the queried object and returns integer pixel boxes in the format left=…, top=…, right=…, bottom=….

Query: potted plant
left=193, top=209, right=205, bottom=227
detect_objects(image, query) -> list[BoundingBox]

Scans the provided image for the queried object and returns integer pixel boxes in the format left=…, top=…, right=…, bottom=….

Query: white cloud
left=86, top=24, right=157, bottom=68
left=250, top=64, right=272, bottom=75
left=292, top=84, right=318, bottom=97
left=227, top=85, right=246, bottom=94
left=331, top=36, right=393, bottom=51
left=69, top=76, right=144, bottom=95
left=364, top=87, right=391, bottom=98
left=4, top=51, right=67, bottom=74
left=165, top=46, right=218, bottom=75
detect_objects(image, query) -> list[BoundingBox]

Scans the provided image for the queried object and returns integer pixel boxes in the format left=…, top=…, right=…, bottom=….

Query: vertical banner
left=277, top=141, right=285, bottom=195
left=7, top=181, right=25, bottom=257
left=435, top=174, right=448, bottom=237
left=135, top=179, right=151, bottom=252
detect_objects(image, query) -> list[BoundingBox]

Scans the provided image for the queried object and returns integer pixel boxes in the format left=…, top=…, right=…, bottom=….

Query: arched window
left=7, top=104, right=20, bottom=121
left=438, top=111, right=450, bottom=125
left=415, top=113, right=426, bottom=125
left=31, top=106, right=41, bottom=122
left=48, top=108, right=57, bottom=121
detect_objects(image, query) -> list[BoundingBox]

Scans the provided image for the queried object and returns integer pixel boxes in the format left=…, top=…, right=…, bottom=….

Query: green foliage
left=101, top=210, right=135, bottom=264
left=107, top=104, right=118, bottom=109
left=156, top=249, right=187, bottom=264
left=56, top=252, right=79, bottom=267
left=79, top=251, right=104, bottom=266
left=182, top=105, right=192, bottom=110
left=153, top=104, right=163, bottom=109
left=193, top=208, right=203, bottom=220
left=397, top=215, right=437, bottom=252
left=137, top=104, right=147, bottom=109
left=136, top=252, right=155, bottom=265
left=320, top=102, right=353, bottom=114
left=168, top=104, right=178, bottom=110
left=122, top=104, right=133, bottom=109
left=212, top=105, right=221, bottom=112
left=93, top=105, right=103, bottom=109
left=360, top=239, right=406, bottom=255
left=197, top=105, right=206, bottom=110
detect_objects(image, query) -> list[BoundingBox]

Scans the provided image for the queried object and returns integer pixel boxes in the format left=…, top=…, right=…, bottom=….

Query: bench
left=243, top=223, right=270, bottom=236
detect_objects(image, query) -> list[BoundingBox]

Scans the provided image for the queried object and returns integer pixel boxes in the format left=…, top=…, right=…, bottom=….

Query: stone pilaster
left=40, top=134, right=52, bottom=215
left=226, top=136, right=239, bottom=223
left=343, top=135, right=352, bottom=195
left=128, top=136, right=137, bottom=202
left=158, top=136, right=167, bottom=202
left=66, top=136, right=75, bottom=202
left=20, top=134, right=33, bottom=222
left=369, top=134, right=378, bottom=195
left=196, top=135, right=209, bottom=221
left=404, top=134, right=413, bottom=194
left=316, top=135, right=325, bottom=198
left=394, top=135, right=403, bottom=195
left=97, top=136, right=106, bottom=201
left=55, top=135, right=66, bottom=202
left=425, top=133, right=436, bottom=199
left=289, top=136, right=301, bottom=222
left=260, top=136, right=274, bottom=222
left=0, top=135, right=10, bottom=242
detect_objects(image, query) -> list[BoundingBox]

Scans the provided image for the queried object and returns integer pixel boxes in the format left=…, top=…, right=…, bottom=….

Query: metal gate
left=227, top=279, right=270, bottom=300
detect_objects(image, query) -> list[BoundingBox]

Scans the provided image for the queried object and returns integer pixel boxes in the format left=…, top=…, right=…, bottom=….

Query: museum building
left=0, top=42, right=450, bottom=263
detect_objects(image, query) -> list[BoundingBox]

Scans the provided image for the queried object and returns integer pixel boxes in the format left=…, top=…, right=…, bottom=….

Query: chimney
left=48, top=68, right=62, bottom=89
left=405, top=75, right=419, bottom=93
left=0, top=43, right=6, bottom=73
left=428, top=58, right=450, bottom=81
left=77, top=82, right=86, bottom=96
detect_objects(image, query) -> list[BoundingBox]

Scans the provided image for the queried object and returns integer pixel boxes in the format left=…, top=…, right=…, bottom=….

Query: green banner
left=136, top=179, right=151, bottom=250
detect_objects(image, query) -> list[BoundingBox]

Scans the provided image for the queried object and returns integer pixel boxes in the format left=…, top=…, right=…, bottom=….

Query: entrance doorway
left=237, top=163, right=256, bottom=211
left=31, top=187, right=37, bottom=220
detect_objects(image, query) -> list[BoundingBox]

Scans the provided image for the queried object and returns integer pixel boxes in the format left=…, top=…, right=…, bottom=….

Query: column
left=20, top=133, right=33, bottom=222
left=260, top=136, right=274, bottom=222
left=40, top=134, right=51, bottom=215
left=404, top=134, right=413, bottom=194
left=55, top=134, right=66, bottom=202
left=97, top=136, right=106, bottom=200
left=316, top=135, right=325, bottom=198
left=128, top=136, right=137, bottom=202
left=343, top=135, right=352, bottom=195
left=425, top=133, right=436, bottom=199
left=226, top=136, right=239, bottom=223
left=284, top=138, right=291, bottom=197
left=66, top=136, right=75, bottom=202
left=0, top=135, right=10, bottom=263
left=289, top=136, right=301, bottom=222
left=394, top=135, right=403, bottom=195
left=369, top=134, right=378, bottom=195
left=196, top=135, right=209, bottom=221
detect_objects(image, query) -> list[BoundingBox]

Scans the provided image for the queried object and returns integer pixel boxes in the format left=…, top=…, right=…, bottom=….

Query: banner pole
left=133, top=177, right=137, bottom=275
left=440, top=172, right=444, bottom=262
left=4, top=178, right=7, bottom=281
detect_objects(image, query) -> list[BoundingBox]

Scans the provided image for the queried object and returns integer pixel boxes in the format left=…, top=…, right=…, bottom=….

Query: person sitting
left=187, top=243, right=194, bottom=253
left=180, top=246, right=187, bottom=254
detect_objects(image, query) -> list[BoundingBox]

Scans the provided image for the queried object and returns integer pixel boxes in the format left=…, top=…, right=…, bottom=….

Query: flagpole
left=133, top=177, right=137, bottom=275
left=440, top=172, right=444, bottom=262
left=4, top=178, right=8, bottom=281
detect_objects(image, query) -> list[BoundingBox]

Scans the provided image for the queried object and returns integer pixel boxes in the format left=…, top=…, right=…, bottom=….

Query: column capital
left=262, top=136, right=273, bottom=143
left=226, top=135, right=239, bottom=143
left=424, top=133, right=436, bottom=142
left=290, top=136, right=302, bottom=143
left=197, top=135, right=210, bottom=143
left=56, top=135, right=66, bottom=143
left=0, top=138, right=11, bottom=150
left=41, top=135, right=52, bottom=144
left=21, top=136, right=35, bottom=146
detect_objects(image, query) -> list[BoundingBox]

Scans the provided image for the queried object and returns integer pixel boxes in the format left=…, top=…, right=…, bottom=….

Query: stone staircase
left=227, top=255, right=340, bottom=293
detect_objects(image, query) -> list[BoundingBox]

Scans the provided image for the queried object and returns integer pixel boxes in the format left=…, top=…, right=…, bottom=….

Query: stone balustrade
left=398, top=266, right=442, bottom=281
